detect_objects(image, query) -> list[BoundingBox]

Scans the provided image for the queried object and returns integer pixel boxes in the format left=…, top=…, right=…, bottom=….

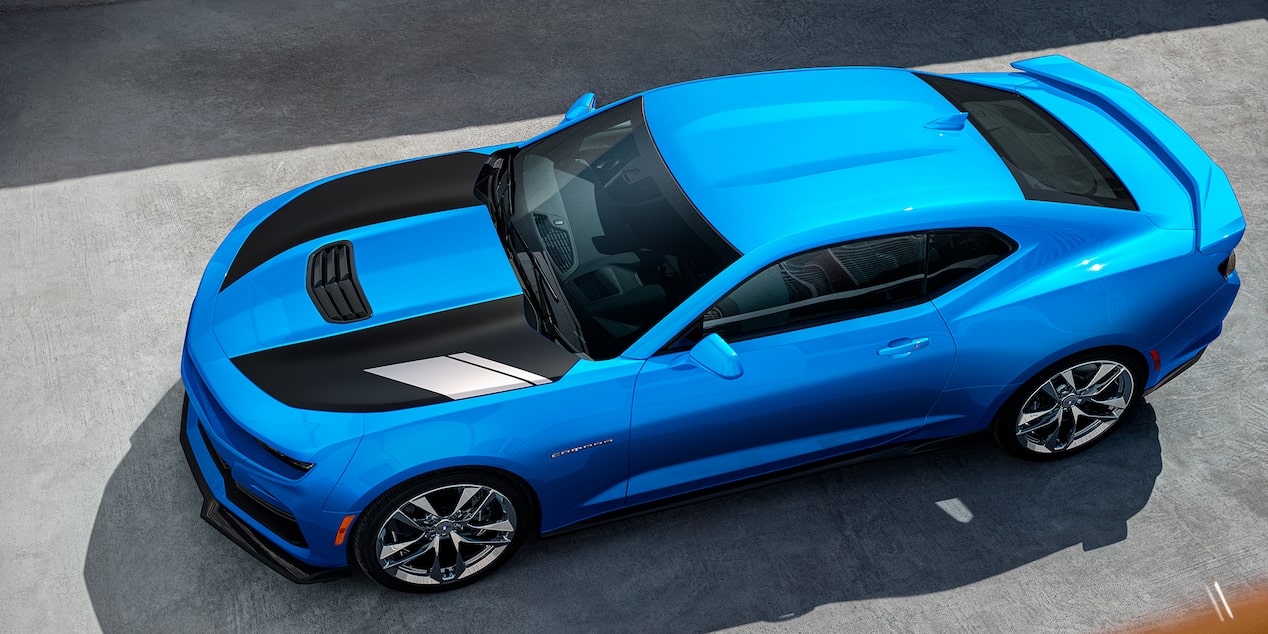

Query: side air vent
left=307, top=241, right=372, bottom=323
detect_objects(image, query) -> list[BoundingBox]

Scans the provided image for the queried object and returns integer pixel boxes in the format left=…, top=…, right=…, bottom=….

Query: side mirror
left=562, top=92, right=597, bottom=123
left=687, top=333, right=743, bottom=379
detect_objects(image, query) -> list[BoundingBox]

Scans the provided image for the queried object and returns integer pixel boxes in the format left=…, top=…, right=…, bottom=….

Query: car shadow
left=85, top=382, right=1162, bottom=632
left=4, top=0, right=1265, bottom=188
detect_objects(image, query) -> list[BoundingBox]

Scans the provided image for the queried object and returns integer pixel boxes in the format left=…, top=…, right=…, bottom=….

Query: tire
left=350, top=470, right=533, bottom=593
left=992, top=350, right=1145, bottom=461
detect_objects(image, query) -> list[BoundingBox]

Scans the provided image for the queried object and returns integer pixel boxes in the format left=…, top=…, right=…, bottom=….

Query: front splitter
left=179, top=395, right=348, bottom=584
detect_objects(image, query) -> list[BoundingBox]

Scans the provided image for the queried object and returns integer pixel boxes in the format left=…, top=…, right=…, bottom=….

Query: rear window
left=919, top=74, right=1137, bottom=211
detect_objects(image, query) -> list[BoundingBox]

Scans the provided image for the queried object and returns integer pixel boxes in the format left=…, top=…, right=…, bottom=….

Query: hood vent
left=307, top=241, right=372, bottom=323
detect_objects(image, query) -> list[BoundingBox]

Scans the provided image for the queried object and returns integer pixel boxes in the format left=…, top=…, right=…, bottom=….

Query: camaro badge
left=551, top=439, right=614, bottom=459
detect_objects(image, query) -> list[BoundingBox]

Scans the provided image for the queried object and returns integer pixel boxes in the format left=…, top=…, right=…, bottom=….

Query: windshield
left=509, top=97, right=740, bottom=360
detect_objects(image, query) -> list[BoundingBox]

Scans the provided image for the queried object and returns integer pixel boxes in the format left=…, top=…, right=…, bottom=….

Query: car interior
left=518, top=116, right=732, bottom=357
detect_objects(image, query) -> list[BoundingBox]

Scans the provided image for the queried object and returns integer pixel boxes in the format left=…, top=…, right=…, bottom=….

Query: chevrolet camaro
left=180, top=55, right=1245, bottom=592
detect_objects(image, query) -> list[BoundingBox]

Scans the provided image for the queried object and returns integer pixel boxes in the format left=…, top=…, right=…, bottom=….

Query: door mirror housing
left=562, top=92, right=597, bottom=123
left=687, top=333, right=743, bottom=379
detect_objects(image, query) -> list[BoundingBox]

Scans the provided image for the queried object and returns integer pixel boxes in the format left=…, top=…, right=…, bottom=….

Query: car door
left=626, top=233, right=958, bottom=504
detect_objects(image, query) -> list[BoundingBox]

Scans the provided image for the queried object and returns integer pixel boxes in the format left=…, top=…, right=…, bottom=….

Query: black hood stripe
left=221, top=151, right=489, bottom=291
left=230, top=297, right=579, bottom=412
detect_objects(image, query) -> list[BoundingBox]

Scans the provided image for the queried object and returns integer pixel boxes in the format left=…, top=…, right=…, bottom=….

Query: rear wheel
left=351, top=470, right=532, bottom=592
left=993, top=352, right=1143, bottom=460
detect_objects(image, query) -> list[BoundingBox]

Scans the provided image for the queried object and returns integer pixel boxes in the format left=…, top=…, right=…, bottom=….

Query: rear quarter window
left=926, top=230, right=1015, bottom=296
left=918, top=74, right=1138, bottom=211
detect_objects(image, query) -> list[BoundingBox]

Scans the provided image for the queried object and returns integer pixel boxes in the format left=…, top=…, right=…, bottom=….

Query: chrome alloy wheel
left=1015, top=359, right=1135, bottom=454
left=375, top=483, right=519, bottom=586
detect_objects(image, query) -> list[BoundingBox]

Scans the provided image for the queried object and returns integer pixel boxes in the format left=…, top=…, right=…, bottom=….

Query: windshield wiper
left=511, top=228, right=563, bottom=338
left=498, top=176, right=593, bottom=355
left=500, top=168, right=592, bottom=354
left=483, top=155, right=572, bottom=350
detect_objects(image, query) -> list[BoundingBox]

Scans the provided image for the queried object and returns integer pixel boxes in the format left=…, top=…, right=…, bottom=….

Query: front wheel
left=350, top=470, right=532, bottom=592
left=993, top=352, right=1143, bottom=460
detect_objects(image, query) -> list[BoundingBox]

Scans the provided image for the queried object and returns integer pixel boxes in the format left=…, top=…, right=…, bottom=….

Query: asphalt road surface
left=2, top=2, right=1265, bottom=632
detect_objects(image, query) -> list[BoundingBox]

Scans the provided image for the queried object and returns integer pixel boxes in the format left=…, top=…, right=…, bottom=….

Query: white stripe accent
left=1205, top=585, right=1225, bottom=622
left=1214, top=580, right=1234, bottom=620
left=449, top=352, right=552, bottom=385
left=365, top=357, right=532, bottom=400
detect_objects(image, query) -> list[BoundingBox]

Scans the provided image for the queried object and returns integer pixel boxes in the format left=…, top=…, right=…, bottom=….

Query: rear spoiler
left=1011, top=55, right=1244, bottom=254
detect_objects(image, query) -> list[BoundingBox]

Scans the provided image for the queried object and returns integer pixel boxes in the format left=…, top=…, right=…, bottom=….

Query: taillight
left=1219, top=250, right=1237, bottom=278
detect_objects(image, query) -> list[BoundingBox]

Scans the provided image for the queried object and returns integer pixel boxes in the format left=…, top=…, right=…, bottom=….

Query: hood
left=229, top=296, right=579, bottom=412
left=209, top=151, right=579, bottom=412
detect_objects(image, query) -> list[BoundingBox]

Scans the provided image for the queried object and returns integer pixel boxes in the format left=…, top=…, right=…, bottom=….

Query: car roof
left=641, top=67, right=1025, bottom=253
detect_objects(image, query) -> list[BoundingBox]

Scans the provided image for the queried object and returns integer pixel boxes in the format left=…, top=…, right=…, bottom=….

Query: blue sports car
left=181, top=55, right=1244, bottom=592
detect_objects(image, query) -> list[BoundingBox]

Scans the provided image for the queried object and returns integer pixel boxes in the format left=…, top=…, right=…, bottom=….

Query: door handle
left=876, top=337, right=930, bottom=358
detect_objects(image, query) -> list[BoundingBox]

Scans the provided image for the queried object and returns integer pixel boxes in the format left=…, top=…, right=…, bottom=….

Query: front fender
left=323, top=357, right=643, bottom=533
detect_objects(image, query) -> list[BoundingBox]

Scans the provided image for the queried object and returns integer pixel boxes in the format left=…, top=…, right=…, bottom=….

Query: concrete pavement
left=2, top=2, right=1265, bottom=632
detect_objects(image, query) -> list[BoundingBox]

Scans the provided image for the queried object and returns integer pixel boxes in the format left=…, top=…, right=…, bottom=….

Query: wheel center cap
left=1061, top=396, right=1078, bottom=408
left=437, top=521, right=454, bottom=535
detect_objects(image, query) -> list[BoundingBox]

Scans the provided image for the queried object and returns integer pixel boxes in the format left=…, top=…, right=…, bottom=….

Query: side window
left=703, top=234, right=926, bottom=340
left=926, top=230, right=1014, bottom=296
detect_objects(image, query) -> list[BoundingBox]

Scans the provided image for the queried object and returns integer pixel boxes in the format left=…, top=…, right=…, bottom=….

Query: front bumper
left=180, top=396, right=348, bottom=584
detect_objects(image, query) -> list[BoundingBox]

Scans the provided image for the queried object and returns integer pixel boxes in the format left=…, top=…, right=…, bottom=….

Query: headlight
left=255, top=439, right=315, bottom=472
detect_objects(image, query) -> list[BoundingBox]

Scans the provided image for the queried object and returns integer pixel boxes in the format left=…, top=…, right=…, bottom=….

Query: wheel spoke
left=452, top=486, right=481, bottom=515
left=1054, top=409, right=1079, bottom=450
left=1041, top=409, right=1065, bottom=450
left=1083, top=365, right=1126, bottom=397
left=1040, top=381, right=1061, bottom=401
left=390, top=509, right=426, bottom=531
left=449, top=533, right=468, bottom=578
left=1017, top=407, right=1060, bottom=436
left=1088, top=394, right=1129, bottom=410
left=468, top=519, right=515, bottom=534
left=1019, top=403, right=1059, bottom=426
left=428, top=535, right=446, bottom=582
left=1080, top=365, right=1110, bottom=388
left=453, top=532, right=513, bottom=546
left=467, top=490, right=496, bottom=519
left=384, top=534, right=439, bottom=570
left=1067, top=406, right=1115, bottom=444
left=1059, top=419, right=1080, bottom=449
left=1070, top=405, right=1118, bottom=422
left=379, top=534, right=424, bottom=560
left=1085, top=362, right=1115, bottom=385
left=1060, top=369, right=1077, bottom=391
left=411, top=495, right=441, bottom=518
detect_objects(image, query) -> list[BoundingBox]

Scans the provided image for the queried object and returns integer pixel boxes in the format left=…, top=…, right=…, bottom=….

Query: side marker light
left=1150, top=349, right=1161, bottom=372
left=334, top=515, right=355, bottom=546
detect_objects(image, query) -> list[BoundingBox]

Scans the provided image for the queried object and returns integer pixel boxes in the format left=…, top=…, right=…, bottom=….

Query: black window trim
left=656, top=227, right=1018, bottom=355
